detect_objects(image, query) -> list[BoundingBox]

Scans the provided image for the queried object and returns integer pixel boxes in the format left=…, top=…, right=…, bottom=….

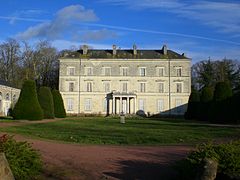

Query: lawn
left=1, top=117, right=240, bottom=145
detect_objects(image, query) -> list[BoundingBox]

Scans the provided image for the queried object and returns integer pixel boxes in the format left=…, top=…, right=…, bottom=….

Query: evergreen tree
left=52, top=90, right=66, bottom=118
left=12, top=80, right=43, bottom=120
left=38, top=86, right=54, bottom=119
left=199, top=87, right=214, bottom=121
left=185, top=89, right=200, bottom=120
left=213, top=82, right=232, bottom=102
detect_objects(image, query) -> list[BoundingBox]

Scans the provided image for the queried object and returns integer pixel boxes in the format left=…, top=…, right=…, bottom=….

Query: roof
left=61, top=49, right=189, bottom=59
left=0, top=80, right=19, bottom=89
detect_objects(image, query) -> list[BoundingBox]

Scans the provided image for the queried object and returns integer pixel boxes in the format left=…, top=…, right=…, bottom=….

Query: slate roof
left=61, top=49, right=189, bottom=59
left=0, top=80, right=10, bottom=86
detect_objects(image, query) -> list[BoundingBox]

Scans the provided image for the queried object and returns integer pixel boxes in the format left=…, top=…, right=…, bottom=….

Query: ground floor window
left=103, top=98, right=107, bottom=112
left=157, top=99, right=164, bottom=112
left=67, top=98, right=74, bottom=111
left=139, top=99, right=145, bottom=111
left=85, top=98, right=92, bottom=111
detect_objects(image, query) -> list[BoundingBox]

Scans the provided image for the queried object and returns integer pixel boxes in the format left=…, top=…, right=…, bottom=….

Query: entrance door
left=122, top=99, right=127, bottom=114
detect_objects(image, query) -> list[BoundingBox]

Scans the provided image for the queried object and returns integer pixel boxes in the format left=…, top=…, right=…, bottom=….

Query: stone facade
left=0, top=82, right=20, bottom=116
left=59, top=45, right=191, bottom=116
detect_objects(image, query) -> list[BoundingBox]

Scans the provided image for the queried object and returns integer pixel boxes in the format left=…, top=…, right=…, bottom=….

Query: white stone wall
left=0, top=85, right=20, bottom=116
left=59, top=58, right=191, bottom=115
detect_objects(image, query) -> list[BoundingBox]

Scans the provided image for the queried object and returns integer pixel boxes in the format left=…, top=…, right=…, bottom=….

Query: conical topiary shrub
left=12, top=80, right=43, bottom=120
left=52, top=89, right=66, bottom=118
left=185, top=89, right=200, bottom=120
left=38, top=86, right=54, bottom=119
left=199, top=86, right=214, bottom=121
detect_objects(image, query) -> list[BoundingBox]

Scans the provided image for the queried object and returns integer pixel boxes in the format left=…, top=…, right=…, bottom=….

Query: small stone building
left=0, top=80, right=20, bottom=116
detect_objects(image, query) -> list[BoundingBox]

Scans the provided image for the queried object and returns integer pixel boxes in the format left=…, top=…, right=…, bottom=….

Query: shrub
left=38, top=86, right=54, bottom=119
left=52, top=89, right=66, bottom=118
left=0, top=134, right=42, bottom=179
left=185, top=89, right=200, bottom=120
left=12, top=80, right=43, bottom=120
left=176, top=141, right=240, bottom=179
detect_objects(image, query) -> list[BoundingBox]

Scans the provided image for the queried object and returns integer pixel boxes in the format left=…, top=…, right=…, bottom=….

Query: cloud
left=77, top=29, right=117, bottom=41
left=101, top=0, right=240, bottom=34
left=16, top=5, right=99, bottom=40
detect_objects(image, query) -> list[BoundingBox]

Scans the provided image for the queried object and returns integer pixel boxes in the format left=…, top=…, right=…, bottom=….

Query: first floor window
left=176, top=67, right=182, bottom=77
left=67, top=98, right=73, bottom=111
left=139, top=99, right=145, bottom=111
left=176, top=83, right=182, bottom=93
left=85, top=98, right=92, bottom=111
left=69, top=82, right=74, bottom=92
left=158, top=83, right=164, bottom=93
left=104, top=82, right=110, bottom=93
left=122, top=82, right=128, bottom=93
left=103, top=67, right=111, bottom=76
left=121, top=67, right=128, bottom=76
left=140, top=83, right=146, bottom=92
left=157, top=67, right=164, bottom=77
left=86, top=82, right=92, bottom=92
left=85, top=67, right=93, bottom=75
left=157, top=99, right=164, bottom=112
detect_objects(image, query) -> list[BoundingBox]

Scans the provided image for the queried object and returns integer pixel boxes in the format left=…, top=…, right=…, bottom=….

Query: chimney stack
left=82, top=45, right=88, bottom=55
left=133, top=44, right=137, bottom=55
left=112, top=45, right=117, bottom=55
left=162, top=45, right=167, bottom=55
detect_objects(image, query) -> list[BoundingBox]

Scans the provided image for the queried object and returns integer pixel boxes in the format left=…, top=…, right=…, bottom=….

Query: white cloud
left=16, top=5, right=99, bottom=40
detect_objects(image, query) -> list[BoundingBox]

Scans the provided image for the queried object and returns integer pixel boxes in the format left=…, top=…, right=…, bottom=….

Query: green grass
left=1, top=117, right=240, bottom=145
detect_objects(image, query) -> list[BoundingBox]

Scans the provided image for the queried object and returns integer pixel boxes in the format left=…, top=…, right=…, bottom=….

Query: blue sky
left=0, top=0, right=240, bottom=63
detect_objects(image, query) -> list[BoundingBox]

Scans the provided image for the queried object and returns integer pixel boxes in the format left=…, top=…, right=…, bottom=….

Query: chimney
left=82, top=45, right=88, bottom=55
left=112, top=45, right=117, bottom=55
left=162, top=45, right=167, bottom=55
left=133, top=44, right=137, bottom=55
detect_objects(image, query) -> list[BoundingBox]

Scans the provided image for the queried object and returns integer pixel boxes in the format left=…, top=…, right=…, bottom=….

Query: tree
left=199, top=87, right=214, bottom=121
left=0, top=38, right=21, bottom=87
left=12, top=80, right=43, bottom=120
left=38, top=86, right=54, bottom=119
left=52, top=90, right=66, bottom=118
left=185, top=89, right=200, bottom=120
left=213, top=82, right=232, bottom=102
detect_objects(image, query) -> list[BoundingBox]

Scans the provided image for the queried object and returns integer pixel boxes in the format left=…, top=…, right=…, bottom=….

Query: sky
left=0, top=0, right=240, bottom=63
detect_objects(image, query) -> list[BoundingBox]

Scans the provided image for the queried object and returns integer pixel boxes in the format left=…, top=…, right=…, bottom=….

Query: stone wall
left=0, top=153, right=15, bottom=180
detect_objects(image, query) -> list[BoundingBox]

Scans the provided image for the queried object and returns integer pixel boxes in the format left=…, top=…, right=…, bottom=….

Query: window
left=103, top=67, right=111, bottom=76
left=103, top=98, right=107, bottom=112
left=176, top=67, right=182, bottom=77
left=139, top=99, right=145, bottom=111
left=6, top=93, right=10, bottom=101
left=104, top=82, right=110, bottom=93
left=157, top=67, right=164, bottom=77
left=176, top=83, right=182, bottom=93
left=139, top=67, right=146, bottom=76
left=84, top=98, right=92, bottom=111
left=86, top=82, right=92, bottom=92
left=69, top=82, right=74, bottom=92
left=140, top=83, right=146, bottom=92
left=158, top=83, right=164, bottom=93
left=67, top=98, right=73, bottom=111
left=85, top=67, right=93, bottom=75
left=13, top=95, right=16, bottom=103
left=122, top=82, right=128, bottom=93
left=157, top=99, right=164, bottom=112
left=68, top=67, right=75, bottom=75
left=121, top=67, right=128, bottom=76
left=0, top=92, right=2, bottom=100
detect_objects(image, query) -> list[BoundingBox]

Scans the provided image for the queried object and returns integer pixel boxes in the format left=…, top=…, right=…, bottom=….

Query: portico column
left=120, top=97, right=122, bottom=113
left=113, top=96, right=115, bottom=114
left=134, top=97, right=137, bottom=113
left=127, top=97, right=130, bottom=114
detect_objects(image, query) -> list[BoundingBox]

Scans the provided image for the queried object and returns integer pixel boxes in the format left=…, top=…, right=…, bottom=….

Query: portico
left=110, top=92, right=137, bottom=114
